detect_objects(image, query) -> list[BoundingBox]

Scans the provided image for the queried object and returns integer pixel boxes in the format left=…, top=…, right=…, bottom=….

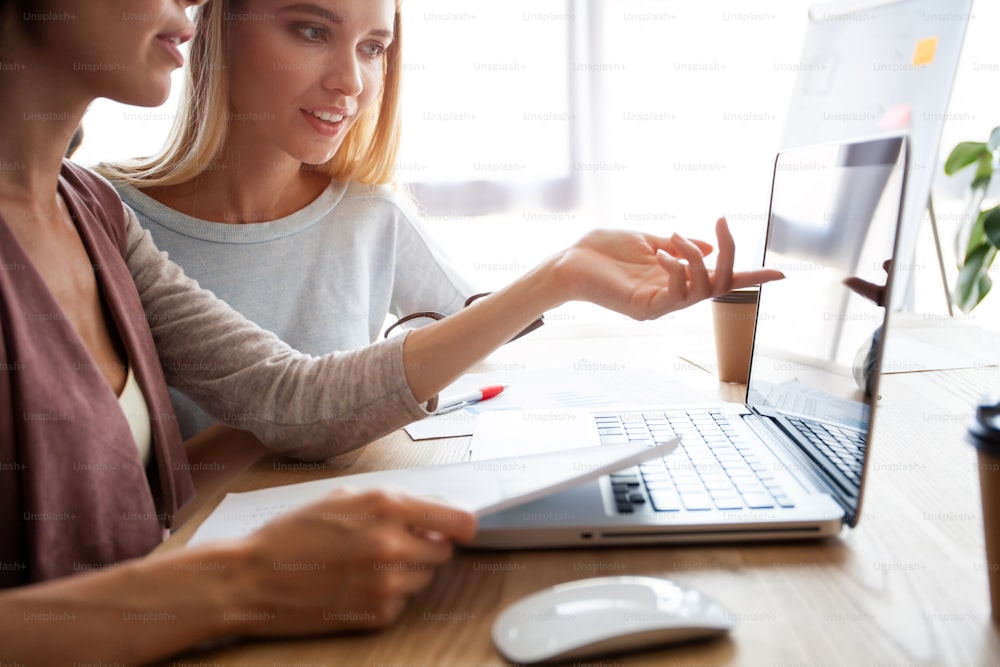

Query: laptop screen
left=746, top=134, right=908, bottom=520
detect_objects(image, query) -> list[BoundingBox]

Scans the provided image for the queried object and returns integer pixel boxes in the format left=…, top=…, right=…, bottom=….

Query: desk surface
left=157, top=313, right=1000, bottom=666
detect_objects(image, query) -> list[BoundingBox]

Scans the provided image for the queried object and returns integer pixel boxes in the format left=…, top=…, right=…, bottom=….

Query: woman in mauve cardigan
left=0, top=0, right=781, bottom=663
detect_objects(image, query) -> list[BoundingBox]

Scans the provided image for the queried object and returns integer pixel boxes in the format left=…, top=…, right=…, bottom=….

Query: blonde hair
left=100, top=0, right=403, bottom=187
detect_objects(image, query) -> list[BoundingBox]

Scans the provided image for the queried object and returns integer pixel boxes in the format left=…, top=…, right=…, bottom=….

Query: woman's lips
left=156, top=25, right=195, bottom=68
left=301, top=108, right=350, bottom=137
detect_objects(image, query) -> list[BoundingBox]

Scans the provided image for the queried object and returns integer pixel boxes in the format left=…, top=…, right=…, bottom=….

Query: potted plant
left=944, top=126, right=1000, bottom=313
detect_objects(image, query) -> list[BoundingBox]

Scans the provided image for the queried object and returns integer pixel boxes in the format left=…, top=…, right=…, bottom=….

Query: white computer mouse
left=491, top=575, right=734, bottom=664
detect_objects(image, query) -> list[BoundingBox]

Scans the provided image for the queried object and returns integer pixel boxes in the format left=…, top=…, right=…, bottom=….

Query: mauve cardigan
left=0, top=162, right=434, bottom=587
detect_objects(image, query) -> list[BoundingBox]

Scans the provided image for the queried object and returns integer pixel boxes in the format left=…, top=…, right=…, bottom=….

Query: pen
left=436, top=384, right=507, bottom=414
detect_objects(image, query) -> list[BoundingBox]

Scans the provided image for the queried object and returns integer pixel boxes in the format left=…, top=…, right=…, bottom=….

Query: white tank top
left=118, top=365, right=152, bottom=467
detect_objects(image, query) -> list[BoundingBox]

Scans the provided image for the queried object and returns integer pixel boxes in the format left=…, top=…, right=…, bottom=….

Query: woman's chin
left=111, top=80, right=172, bottom=109
left=295, top=147, right=338, bottom=168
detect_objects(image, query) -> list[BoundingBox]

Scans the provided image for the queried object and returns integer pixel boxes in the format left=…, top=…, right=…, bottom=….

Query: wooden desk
left=158, top=313, right=1000, bottom=666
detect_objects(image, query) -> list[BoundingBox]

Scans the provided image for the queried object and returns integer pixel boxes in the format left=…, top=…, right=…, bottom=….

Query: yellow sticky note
left=912, top=37, right=938, bottom=66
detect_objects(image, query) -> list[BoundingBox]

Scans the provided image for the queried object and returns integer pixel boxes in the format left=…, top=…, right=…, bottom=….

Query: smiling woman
left=5, top=0, right=195, bottom=107
left=97, top=0, right=480, bottom=441
left=227, top=0, right=394, bottom=170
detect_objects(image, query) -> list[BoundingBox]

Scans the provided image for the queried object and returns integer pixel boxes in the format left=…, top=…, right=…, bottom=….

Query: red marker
left=437, top=384, right=507, bottom=414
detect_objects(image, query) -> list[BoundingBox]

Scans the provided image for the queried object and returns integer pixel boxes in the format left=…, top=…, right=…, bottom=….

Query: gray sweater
left=117, top=180, right=474, bottom=439
left=125, top=207, right=444, bottom=461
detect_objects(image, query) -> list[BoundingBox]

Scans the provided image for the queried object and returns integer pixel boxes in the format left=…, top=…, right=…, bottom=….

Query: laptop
left=467, top=132, right=910, bottom=548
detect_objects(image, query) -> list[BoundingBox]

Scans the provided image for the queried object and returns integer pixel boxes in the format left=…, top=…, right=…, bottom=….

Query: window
left=398, top=0, right=578, bottom=215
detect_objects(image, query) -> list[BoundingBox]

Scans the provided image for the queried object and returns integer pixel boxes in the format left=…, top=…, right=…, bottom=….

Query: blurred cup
left=967, top=398, right=1000, bottom=623
left=711, top=288, right=758, bottom=384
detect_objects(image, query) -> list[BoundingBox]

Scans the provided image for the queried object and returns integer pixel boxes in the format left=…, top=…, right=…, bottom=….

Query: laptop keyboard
left=596, top=410, right=796, bottom=514
left=785, top=416, right=865, bottom=488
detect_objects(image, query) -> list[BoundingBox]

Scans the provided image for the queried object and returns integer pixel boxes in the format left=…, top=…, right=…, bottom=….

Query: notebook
left=467, top=132, right=910, bottom=548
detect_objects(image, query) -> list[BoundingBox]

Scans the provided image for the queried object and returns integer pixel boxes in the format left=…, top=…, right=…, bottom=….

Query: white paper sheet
left=187, top=439, right=679, bottom=546
left=404, top=367, right=715, bottom=440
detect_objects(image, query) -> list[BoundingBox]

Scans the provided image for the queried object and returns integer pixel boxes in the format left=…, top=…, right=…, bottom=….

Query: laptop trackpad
left=469, top=410, right=600, bottom=461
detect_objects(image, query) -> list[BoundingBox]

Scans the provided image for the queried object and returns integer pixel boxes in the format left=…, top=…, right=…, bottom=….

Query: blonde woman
left=102, top=0, right=476, bottom=439
left=1, top=0, right=779, bottom=662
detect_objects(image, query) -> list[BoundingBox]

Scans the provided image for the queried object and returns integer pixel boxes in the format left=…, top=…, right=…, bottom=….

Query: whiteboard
left=780, top=0, right=973, bottom=310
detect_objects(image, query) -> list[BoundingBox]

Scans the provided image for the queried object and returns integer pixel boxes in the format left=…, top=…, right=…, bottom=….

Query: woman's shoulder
left=59, top=160, right=130, bottom=251
left=340, top=179, right=397, bottom=203
left=339, top=180, right=424, bottom=224
left=61, top=159, right=123, bottom=206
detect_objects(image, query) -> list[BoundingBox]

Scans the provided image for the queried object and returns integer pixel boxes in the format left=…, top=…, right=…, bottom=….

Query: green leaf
left=955, top=243, right=998, bottom=312
left=945, top=141, right=989, bottom=175
left=984, top=207, right=1000, bottom=249
left=989, top=126, right=1000, bottom=152
left=964, top=212, right=989, bottom=260
left=972, top=152, right=995, bottom=191
left=975, top=273, right=993, bottom=311
left=949, top=129, right=1000, bottom=312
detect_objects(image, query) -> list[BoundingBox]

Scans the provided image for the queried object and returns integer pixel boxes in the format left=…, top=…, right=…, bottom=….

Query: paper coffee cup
left=967, top=398, right=1000, bottom=623
left=710, top=288, right=758, bottom=384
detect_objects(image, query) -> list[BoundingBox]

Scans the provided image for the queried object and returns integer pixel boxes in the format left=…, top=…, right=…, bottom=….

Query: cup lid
left=711, top=288, right=759, bottom=305
left=967, top=397, right=1000, bottom=454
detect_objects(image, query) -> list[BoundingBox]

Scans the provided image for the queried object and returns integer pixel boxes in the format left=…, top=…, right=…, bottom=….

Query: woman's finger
left=730, top=269, right=785, bottom=290
left=652, top=249, right=689, bottom=315
left=670, top=233, right=711, bottom=301
left=711, top=217, right=736, bottom=295
left=336, top=490, right=478, bottom=544
left=647, top=233, right=713, bottom=259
